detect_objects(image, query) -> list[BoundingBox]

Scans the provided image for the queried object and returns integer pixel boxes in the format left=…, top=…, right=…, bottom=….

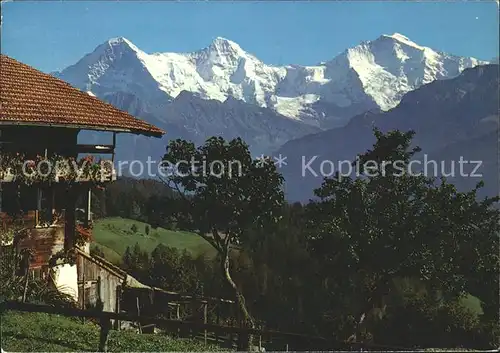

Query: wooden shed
left=75, top=248, right=126, bottom=312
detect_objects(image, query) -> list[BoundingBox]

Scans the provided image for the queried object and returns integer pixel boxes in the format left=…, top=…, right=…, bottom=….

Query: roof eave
left=0, top=121, right=165, bottom=138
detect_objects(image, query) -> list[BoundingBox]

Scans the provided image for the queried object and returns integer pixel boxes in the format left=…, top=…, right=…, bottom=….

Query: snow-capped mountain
left=276, top=64, right=499, bottom=202
left=55, top=33, right=486, bottom=129
left=53, top=33, right=488, bottom=164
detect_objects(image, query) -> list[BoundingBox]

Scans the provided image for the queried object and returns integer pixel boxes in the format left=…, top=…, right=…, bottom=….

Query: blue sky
left=1, top=1, right=498, bottom=73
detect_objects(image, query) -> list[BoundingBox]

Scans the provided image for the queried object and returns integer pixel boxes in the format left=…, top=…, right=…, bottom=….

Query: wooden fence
left=0, top=300, right=414, bottom=352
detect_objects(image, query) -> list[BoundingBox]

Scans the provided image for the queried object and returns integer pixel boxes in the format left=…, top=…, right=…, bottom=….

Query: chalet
left=0, top=55, right=238, bottom=344
left=0, top=54, right=164, bottom=303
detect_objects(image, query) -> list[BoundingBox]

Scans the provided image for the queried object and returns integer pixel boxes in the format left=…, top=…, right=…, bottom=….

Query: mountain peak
left=388, top=33, right=411, bottom=41
left=378, top=32, right=424, bottom=50
left=106, top=36, right=141, bottom=52
left=211, top=36, right=241, bottom=48
left=192, top=36, right=247, bottom=70
left=205, top=36, right=244, bottom=56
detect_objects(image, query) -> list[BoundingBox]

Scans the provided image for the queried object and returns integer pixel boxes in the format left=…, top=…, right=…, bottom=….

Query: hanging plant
left=76, top=224, right=93, bottom=245
left=0, top=152, right=115, bottom=185
left=49, top=248, right=77, bottom=267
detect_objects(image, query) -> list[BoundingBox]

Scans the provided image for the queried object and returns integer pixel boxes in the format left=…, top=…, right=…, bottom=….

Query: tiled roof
left=0, top=55, right=164, bottom=137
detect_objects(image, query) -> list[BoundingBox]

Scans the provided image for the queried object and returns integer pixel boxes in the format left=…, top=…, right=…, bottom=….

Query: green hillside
left=91, top=217, right=215, bottom=264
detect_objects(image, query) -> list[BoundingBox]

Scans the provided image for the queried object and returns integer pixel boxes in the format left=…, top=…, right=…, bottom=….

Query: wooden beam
left=76, top=144, right=114, bottom=154
left=0, top=121, right=164, bottom=138
left=64, top=188, right=77, bottom=250
left=81, top=259, right=86, bottom=325
left=215, top=304, right=220, bottom=343
left=35, top=188, right=42, bottom=226
left=115, top=285, right=121, bottom=331
left=84, top=187, right=91, bottom=228
left=112, top=133, right=116, bottom=162
left=136, top=297, right=142, bottom=334
left=203, top=302, right=208, bottom=345
left=128, top=287, right=234, bottom=304
left=99, top=310, right=112, bottom=352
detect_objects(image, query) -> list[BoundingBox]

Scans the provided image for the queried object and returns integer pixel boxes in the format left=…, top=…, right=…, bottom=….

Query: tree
left=123, top=243, right=150, bottom=280
left=90, top=188, right=106, bottom=219
left=145, top=225, right=150, bottom=236
left=145, top=195, right=181, bottom=230
left=307, top=128, right=500, bottom=346
left=130, top=201, right=142, bottom=221
left=241, top=202, right=315, bottom=333
left=90, top=246, right=105, bottom=259
left=161, top=137, right=285, bottom=337
left=123, top=246, right=133, bottom=270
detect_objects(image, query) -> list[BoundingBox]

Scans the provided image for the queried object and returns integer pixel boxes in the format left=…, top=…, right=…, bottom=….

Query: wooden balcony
left=0, top=159, right=117, bottom=183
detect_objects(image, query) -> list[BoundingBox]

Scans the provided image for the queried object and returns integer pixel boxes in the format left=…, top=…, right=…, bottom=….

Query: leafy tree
left=102, top=177, right=176, bottom=222
left=145, top=195, right=181, bottom=230
left=130, top=201, right=142, bottom=221
left=145, top=195, right=165, bottom=229
left=241, top=202, right=315, bottom=333
left=307, top=128, right=500, bottom=346
left=122, top=243, right=150, bottom=280
left=90, top=188, right=106, bottom=219
left=90, top=246, right=105, bottom=259
left=161, top=137, right=285, bottom=334
left=123, top=246, right=133, bottom=270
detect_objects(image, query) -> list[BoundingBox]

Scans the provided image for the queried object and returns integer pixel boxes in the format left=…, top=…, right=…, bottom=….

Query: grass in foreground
left=1, top=311, right=227, bottom=352
left=91, top=217, right=216, bottom=264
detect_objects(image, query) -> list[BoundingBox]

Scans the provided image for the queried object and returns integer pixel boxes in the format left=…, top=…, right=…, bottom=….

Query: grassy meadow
left=90, top=217, right=215, bottom=264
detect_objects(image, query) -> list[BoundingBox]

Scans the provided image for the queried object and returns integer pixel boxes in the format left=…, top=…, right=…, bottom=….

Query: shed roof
left=0, top=55, right=164, bottom=137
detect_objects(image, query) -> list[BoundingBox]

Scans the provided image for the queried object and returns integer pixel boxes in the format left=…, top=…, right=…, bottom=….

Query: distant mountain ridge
left=276, top=64, right=499, bottom=201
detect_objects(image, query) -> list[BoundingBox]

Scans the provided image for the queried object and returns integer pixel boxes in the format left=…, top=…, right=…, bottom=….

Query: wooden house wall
left=17, top=225, right=65, bottom=269
left=99, top=269, right=122, bottom=313
left=76, top=253, right=124, bottom=314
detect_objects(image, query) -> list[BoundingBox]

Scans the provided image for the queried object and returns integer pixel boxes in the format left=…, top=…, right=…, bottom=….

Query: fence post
left=99, top=316, right=112, bottom=352
left=136, top=296, right=142, bottom=334
left=203, top=302, right=208, bottom=345
left=97, top=299, right=111, bottom=352
left=96, top=276, right=101, bottom=304
left=81, top=261, right=86, bottom=324
left=237, top=330, right=250, bottom=351
left=21, top=251, right=30, bottom=303
left=228, top=304, right=234, bottom=348
left=215, top=304, right=220, bottom=344
left=114, top=285, right=121, bottom=330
